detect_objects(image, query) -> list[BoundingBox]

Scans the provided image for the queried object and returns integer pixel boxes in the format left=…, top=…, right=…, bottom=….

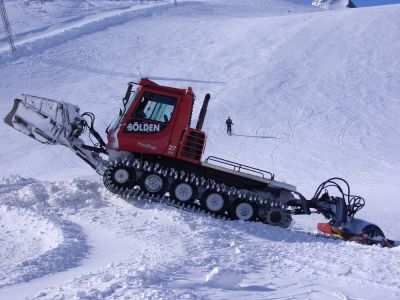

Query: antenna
left=0, top=0, right=16, bottom=52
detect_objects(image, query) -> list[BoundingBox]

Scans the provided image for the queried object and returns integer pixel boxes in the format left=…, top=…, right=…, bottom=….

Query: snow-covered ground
left=1, top=0, right=400, bottom=299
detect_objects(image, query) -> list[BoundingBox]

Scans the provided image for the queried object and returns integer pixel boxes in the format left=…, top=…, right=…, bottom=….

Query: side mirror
left=123, top=83, right=133, bottom=105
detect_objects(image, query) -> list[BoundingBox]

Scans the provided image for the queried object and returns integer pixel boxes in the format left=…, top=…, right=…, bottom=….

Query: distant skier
left=225, top=117, right=233, bottom=135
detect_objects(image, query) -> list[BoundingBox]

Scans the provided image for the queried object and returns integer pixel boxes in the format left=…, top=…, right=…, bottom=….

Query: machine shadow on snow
left=175, top=281, right=275, bottom=292
left=231, top=133, right=282, bottom=139
left=121, top=194, right=342, bottom=247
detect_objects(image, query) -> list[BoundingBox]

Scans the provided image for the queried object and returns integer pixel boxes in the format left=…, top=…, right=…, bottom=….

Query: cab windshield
left=107, top=87, right=138, bottom=132
left=132, top=92, right=176, bottom=123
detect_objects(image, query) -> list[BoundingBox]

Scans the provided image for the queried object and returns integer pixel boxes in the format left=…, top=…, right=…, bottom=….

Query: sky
left=355, top=0, right=400, bottom=6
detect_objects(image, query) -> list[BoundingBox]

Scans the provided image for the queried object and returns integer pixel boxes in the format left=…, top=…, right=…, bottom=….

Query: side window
left=133, top=92, right=176, bottom=123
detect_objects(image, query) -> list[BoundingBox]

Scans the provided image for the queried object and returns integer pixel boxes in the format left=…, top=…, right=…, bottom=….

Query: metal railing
left=204, top=156, right=274, bottom=180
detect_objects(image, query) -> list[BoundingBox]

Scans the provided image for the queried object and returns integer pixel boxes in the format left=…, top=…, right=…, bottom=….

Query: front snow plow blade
left=4, top=94, right=108, bottom=175
left=4, top=95, right=83, bottom=145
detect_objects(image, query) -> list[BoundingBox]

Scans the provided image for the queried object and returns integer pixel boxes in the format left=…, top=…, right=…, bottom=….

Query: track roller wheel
left=200, top=191, right=228, bottom=215
left=265, top=208, right=292, bottom=228
left=139, top=172, right=167, bottom=196
left=230, top=199, right=258, bottom=221
left=103, top=164, right=136, bottom=194
left=170, top=181, right=197, bottom=204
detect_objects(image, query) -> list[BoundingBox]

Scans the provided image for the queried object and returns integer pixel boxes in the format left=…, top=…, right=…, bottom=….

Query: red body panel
left=107, top=79, right=205, bottom=164
left=317, top=223, right=335, bottom=235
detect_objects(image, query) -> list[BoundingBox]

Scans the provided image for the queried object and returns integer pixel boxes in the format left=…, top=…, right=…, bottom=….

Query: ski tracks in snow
left=338, top=112, right=360, bottom=160
left=0, top=1, right=171, bottom=61
left=0, top=205, right=88, bottom=289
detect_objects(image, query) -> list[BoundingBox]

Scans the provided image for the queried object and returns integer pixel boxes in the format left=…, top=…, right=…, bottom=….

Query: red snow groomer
left=4, top=78, right=396, bottom=247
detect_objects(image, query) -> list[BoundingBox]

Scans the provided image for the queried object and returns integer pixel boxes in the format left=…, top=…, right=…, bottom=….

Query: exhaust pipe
left=196, top=93, right=210, bottom=130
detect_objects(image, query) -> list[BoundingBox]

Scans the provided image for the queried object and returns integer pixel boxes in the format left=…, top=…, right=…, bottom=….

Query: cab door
left=117, top=89, right=180, bottom=155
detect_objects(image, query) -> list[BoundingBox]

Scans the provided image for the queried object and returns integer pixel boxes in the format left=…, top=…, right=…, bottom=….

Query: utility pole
left=0, top=0, right=16, bottom=52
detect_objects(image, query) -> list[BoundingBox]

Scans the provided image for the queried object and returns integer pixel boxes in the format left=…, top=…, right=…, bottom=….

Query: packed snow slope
left=1, top=0, right=400, bottom=299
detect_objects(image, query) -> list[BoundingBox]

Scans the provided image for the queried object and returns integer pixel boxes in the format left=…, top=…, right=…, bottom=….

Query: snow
left=205, top=266, right=244, bottom=288
left=1, top=0, right=400, bottom=299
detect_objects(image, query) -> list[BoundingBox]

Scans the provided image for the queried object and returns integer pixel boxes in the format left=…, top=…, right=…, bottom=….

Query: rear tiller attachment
left=300, top=178, right=395, bottom=247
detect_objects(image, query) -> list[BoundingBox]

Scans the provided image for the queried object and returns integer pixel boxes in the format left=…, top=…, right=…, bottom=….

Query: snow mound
left=0, top=176, right=110, bottom=288
left=205, top=266, right=244, bottom=288
left=0, top=174, right=36, bottom=194
left=0, top=205, right=88, bottom=288
left=0, top=176, right=109, bottom=212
